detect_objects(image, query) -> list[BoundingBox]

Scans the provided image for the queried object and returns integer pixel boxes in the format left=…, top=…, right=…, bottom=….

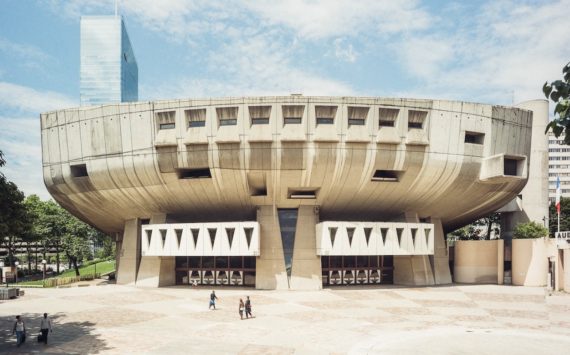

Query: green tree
left=513, top=221, right=548, bottom=239
left=548, top=197, right=570, bottom=237
left=0, top=151, right=34, bottom=266
left=544, top=62, right=570, bottom=143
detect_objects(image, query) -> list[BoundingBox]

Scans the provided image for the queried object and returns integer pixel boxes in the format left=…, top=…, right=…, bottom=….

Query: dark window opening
left=315, top=105, right=337, bottom=125
left=347, top=106, right=368, bottom=126
left=70, top=164, right=88, bottom=177
left=282, top=105, right=304, bottom=125
left=379, top=120, right=395, bottom=127
left=249, top=106, right=271, bottom=125
left=189, top=121, right=205, bottom=128
left=288, top=189, right=318, bottom=199
left=504, top=158, right=519, bottom=176
left=372, top=170, right=401, bottom=182
left=348, top=118, right=365, bottom=126
left=465, top=131, right=485, bottom=144
left=379, top=108, right=399, bottom=127
left=408, top=110, right=427, bottom=130
left=284, top=117, right=302, bottom=124
left=177, top=168, right=212, bottom=179
left=251, top=118, right=269, bottom=125
left=408, top=121, right=423, bottom=129
left=159, top=123, right=175, bottom=130
left=217, top=107, right=238, bottom=126
left=186, top=108, right=206, bottom=128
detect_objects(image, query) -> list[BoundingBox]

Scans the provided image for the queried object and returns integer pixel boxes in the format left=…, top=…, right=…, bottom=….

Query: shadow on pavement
left=0, top=312, right=111, bottom=354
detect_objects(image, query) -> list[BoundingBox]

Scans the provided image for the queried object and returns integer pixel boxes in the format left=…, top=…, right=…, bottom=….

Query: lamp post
left=42, top=259, right=47, bottom=281
left=92, top=240, right=97, bottom=279
left=14, top=261, right=19, bottom=284
left=0, top=261, right=4, bottom=287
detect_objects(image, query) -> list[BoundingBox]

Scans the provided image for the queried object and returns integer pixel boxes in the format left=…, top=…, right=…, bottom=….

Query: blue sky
left=0, top=0, right=569, bottom=199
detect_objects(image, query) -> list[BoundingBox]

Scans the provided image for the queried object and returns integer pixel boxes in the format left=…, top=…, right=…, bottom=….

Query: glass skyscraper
left=80, top=16, right=138, bottom=106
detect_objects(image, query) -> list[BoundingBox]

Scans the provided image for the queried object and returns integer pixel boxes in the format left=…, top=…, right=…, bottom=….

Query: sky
left=0, top=0, right=569, bottom=200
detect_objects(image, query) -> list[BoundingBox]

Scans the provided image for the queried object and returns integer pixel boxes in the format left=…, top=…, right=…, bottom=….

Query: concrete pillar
left=290, top=206, right=322, bottom=290
left=116, top=218, right=141, bottom=285
left=563, top=249, right=570, bottom=292
left=255, top=206, right=289, bottom=290
left=431, top=218, right=452, bottom=284
left=136, top=214, right=176, bottom=287
left=393, top=212, right=436, bottom=286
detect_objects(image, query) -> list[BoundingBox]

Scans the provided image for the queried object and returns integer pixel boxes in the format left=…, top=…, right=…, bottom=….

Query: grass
left=14, top=260, right=116, bottom=286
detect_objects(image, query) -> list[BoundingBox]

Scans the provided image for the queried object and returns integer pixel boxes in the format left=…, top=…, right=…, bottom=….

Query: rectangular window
left=465, top=131, right=485, bottom=144
left=216, top=107, right=238, bottom=126
left=249, top=106, right=271, bottom=125
left=282, top=105, right=304, bottom=124
left=347, top=106, right=369, bottom=126
left=372, top=170, right=402, bottom=182
left=288, top=189, right=318, bottom=199
left=504, top=159, right=519, bottom=176
left=315, top=105, right=337, bottom=125
left=156, top=111, right=176, bottom=129
left=186, top=108, right=206, bottom=128
left=176, top=168, right=212, bottom=179
left=408, top=110, right=427, bottom=129
left=70, top=164, right=88, bottom=177
left=379, top=108, right=399, bottom=127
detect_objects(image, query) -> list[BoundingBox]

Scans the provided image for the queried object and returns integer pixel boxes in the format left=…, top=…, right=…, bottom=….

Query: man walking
left=40, top=313, right=53, bottom=345
left=245, top=296, right=253, bottom=318
left=209, top=290, right=218, bottom=310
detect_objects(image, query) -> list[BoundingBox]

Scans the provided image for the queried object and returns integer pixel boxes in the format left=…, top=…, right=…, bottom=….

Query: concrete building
left=41, top=96, right=537, bottom=290
left=80, top=16, right=138, bottom=106
left=548, top=132, right=570, bottom=203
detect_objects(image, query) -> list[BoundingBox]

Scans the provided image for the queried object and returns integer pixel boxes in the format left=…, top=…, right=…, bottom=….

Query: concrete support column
left=564, top=249, right=570, bottom=293
left=393, top=212, right=436, bottom=286
left=136, top=214, right=176, bottom=287
left=116, top=218, right=141, bottom=285
left=290, top=206, right=322, bottom=290
left=431, top=218, right=452, bottom=284
left=255, top=206, right=289, bottom=290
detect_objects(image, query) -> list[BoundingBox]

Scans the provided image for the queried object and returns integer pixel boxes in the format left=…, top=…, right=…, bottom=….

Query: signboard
left=555, top=231, right=570, bottom=239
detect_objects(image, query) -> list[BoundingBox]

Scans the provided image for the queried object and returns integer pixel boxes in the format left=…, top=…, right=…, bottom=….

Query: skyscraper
left=80, top=16, right=138, bottom=106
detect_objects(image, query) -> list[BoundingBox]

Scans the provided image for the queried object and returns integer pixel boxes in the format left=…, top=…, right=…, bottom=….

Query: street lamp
left=14, top=261, right=19, bottom=284
left=41, top=260, right=47, bottom=281
left=0, top=261, right=4, bottom=287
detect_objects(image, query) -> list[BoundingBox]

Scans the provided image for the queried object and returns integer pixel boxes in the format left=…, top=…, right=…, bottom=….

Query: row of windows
left=549, top=165, right=570, bottom=169
left=549, top=148, right=570, bottom=152
left=155, top=106, right=428, bottom=130
left=549, top=173, right=570, bottom=177
left=549, top=156, right=570, bottom=161
left=549, top=189, right=570, bottom=193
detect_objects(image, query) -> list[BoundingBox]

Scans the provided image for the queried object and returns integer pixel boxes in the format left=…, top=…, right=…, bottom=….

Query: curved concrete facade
left=41, top=96, right=534, bottom=289
left=41, top=97, right=532, bottom=232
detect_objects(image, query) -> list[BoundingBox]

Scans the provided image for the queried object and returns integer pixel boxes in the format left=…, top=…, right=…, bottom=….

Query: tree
left=0, top=151, right=33, bottom=266
left=472, top=212, right=501, bottom=240
left=513, top=221, right=548, bottom=239
left=548, top=197, right=570, bottom=236
left=544, top=62, right=570, bottom=143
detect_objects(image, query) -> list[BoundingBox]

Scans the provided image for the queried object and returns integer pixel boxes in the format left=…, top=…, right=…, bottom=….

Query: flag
left=556, top=176, right=561, bottom=214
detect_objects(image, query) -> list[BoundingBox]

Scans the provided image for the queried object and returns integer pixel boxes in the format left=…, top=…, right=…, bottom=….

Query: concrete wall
left=454, top=240, right=504, bottom=284
left=116, top=218, right=140, bottom=285
left=564, top=249, right=570, bottom=292
left=512, top=238, right=549, bottom=286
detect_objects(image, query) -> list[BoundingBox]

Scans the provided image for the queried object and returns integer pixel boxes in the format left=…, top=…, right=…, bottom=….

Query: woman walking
left=12, top=315, right=26, bottom=347
left=239, top=299, right=245, bottom=320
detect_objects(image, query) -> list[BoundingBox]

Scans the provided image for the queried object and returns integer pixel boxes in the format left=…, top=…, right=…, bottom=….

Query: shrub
left=513, top=221, right=548, bottom=239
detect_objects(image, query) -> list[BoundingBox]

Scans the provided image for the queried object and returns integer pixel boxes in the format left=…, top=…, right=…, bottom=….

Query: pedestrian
left=239, top=298, right=245, bottom=320
left=245, top=296, right=253, bottom=318
left=209, top=290, right=218, bottom=310
left=39, top=313, right=53, bottom=345
left=12, top=315, right=26, bottom=347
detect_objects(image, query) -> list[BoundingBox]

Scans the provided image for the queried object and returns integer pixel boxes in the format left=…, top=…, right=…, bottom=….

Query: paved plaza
left=1, top=283, right=569, bottom=354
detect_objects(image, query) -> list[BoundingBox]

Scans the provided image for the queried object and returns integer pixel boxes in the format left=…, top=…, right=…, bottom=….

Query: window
left=70, top=164, right=88, bottom=177
left=465, top=131, right=485, bottom=144
left=249, top=106, right=271, bottom=125
left=504, top=158, right=521, bottom=176
left=176, top=168, right=212, bottom=179
left=186, top=108, right=206, bottom=128
left=288, top=189, right=318, bottom=199
left=282, top=105, right=304, bottom=124
left=347, top=106, right=368, bottom=126
left=216, top=107, right=238, bottom=126
left=372, top=170, right=402, bottom=182
left=315, top=106, right=337, bottom=125
left=156, top=111, right=176, bottom=130
left=379, top=108, right=399, bottom=127
left=278, top=209, right=298, bottom=280
left=408, top=110, right=427, bottom=129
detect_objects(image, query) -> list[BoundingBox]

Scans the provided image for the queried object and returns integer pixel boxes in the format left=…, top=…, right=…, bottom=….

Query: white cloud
left=0, top=37, right=52, bottom=63
left=0, top=81, right=77, bottom=113
left=394, top=0, right=570, bottom=104
left=333, top=38, right=358, bottom=63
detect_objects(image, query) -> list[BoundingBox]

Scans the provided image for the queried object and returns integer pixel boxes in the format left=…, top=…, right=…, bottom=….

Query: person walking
left=209, top=290, right=218, bottom=310
left=245, top=296, right=253, bottom=318
left=39, top=313, right=53, bottom=345
left=12, top=315, right=26, bottom=347
left=238, top=299, right=245, bottom=320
